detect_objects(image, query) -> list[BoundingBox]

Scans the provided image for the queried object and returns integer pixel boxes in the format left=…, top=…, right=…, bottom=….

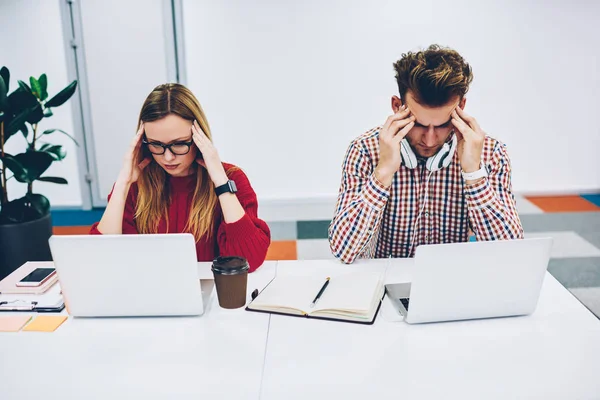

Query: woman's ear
left=458, top=97, right=467, bottom=110
left=391, top=95, right=403, bottom=113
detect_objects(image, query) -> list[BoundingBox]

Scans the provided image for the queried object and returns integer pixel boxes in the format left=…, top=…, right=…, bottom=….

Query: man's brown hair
left=393, top=44, right=473, bottom=107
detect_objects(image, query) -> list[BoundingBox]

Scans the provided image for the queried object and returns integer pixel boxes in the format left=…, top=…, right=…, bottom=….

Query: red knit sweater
left=89, top=163, right=271, bottom=272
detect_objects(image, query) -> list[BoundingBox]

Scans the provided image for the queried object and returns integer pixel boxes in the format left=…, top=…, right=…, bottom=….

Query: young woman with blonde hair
left=90, top=83, right=270, bottom=271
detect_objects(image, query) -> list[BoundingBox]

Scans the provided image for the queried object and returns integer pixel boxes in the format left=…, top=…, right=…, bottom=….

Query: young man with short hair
left=329, top=44, right=523, bottom=264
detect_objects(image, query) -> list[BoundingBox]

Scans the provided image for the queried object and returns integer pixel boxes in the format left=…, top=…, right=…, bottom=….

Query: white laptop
left=48, top=233, right=204, bottom=317
left=385, top=237, right=553, bottom=324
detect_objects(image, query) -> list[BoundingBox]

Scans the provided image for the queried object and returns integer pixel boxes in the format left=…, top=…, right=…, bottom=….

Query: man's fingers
left=455, top=107, right=481, bottom=133
left=451, top=110, right=475, bottom=139
left=388, top=117, right=415, bottom=137
left=392, top=121, right=415, bottom=143
left=453, top=128, right=464, bottom=142
left=382, top=106, right=411, bottom=134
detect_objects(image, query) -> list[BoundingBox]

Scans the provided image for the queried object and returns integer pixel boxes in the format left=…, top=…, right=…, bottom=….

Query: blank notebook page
left=313, top=271, right=383, bottom=313
left=251, top=275, right=327, bottom=312
left=252, top=271, right=383, bottom=314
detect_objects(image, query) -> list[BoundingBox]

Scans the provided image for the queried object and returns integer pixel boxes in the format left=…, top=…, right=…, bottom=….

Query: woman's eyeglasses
left=142, top=139, right=193, bottom=155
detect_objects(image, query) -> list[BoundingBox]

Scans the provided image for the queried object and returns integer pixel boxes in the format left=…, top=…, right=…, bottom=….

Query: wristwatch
left=461, top=164, right=488, bottom=181
left=215, top=180, right=238, bottom=196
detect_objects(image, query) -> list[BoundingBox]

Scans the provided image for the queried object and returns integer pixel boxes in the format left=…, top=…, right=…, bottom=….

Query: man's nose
left=422, top=126, right=437, bottom=147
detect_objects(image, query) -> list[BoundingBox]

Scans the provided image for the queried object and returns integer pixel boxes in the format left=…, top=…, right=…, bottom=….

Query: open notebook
left=246, top=271, right=385, bottom=324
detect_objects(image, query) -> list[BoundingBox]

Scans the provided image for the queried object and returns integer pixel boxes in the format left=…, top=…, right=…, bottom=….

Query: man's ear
left=458, top=97, right=467, bottom=110
left=391, top=95, right=403, bottom=113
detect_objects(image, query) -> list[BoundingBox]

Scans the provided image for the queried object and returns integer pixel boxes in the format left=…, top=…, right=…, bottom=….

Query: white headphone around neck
left=400, top=132, right=458, bottom=171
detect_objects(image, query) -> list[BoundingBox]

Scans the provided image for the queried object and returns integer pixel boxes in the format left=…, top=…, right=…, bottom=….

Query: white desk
left=0, top=261, right=277, bottom=400
left=260, top=259, right=600, bottom=400
left=2, top=259, right=600, bottom=400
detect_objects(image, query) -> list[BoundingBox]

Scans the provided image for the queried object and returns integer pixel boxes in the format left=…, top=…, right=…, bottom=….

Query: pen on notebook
left=310, top=277, right=330, bottom=308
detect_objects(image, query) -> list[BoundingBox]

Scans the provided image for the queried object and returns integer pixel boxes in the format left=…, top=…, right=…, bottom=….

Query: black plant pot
left=0, top=213, right=53, bottom=281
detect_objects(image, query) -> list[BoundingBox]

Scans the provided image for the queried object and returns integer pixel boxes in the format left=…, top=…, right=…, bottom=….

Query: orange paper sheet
left=0, top=315, right=33, bottom=332
left=23, top=315, right=68, bottom=332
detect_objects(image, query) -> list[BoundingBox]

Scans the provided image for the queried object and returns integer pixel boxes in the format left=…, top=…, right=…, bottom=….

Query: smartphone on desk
left=15, top=268, right=56, bottom=287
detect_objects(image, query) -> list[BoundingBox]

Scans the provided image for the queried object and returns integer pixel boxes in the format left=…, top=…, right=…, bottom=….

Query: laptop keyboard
left=400, top=298, right=410, bottom=310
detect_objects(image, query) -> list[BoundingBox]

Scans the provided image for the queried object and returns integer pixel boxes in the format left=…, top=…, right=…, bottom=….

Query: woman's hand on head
left=191, top=120, right=228, bottom=187
left=116, top=123, right=152, bottom=186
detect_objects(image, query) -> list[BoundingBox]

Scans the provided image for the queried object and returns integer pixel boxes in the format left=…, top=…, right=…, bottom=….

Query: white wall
left=3, top=1, right=599, bottom=211
left=79, top=0, right=172, bottom=202
left=182, top=0, right=600, bottom=205
left=0, top=0, right=82, bottom=206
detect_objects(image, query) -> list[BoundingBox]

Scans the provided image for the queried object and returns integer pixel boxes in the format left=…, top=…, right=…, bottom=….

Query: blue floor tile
left=50, top=209, right=105, bottom=226
left=582, top=194, right=600, bottom=207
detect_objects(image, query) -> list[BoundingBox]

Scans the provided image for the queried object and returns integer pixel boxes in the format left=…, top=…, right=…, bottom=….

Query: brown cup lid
left=211, top=256, right=249, bottom=275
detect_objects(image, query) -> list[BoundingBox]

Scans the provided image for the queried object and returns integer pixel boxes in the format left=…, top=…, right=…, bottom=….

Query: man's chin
left=415, top=149, right=438, bottom=158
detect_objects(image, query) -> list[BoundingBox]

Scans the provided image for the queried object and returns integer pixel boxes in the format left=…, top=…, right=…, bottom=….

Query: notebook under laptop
left=385, top=237, right=553, bottom=324
left=49, top=233, right=204, bottom=317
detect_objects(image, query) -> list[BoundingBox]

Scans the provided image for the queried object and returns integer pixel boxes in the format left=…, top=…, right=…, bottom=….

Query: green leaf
left=0, top=66, right=9, bottom=92
left=0, top=153, right=28, bottom=182
left=41, top=144, right=66, bottom=160
left=7, top=86, right=37, bottom=113
left=45, top=80, right=77, bottom=108
left=0, top=75, right=7, bottom=111
left=37, top=176, right=68, bottom=184
left=18, top=80, right=32, bottom=94
left=26, top=103, right=44, bottom=125
left=38, top=74, right=48, bottom=101
left=26, top=193, right=50, bottom=217
left=13, top=151, right=54, bottom=182
left=19, top=124, right=28, bottom=139
left=30, top=76, right=42, bottom=100
left=43, top=108, right=53, bottom=118
left=41, top=128, right=79, bottom=145
left=5, top=106, right=34, bottom=137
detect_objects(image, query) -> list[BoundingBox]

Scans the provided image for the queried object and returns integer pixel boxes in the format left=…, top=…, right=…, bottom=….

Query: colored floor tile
left=521, top=212, right=600, bottom=234
left=296, top=239, right=335, bottom=260
left=53, top=226, right=92, bottom=235
left=514, top=195, right=543, bottom=215
left=265, top=240, right=297, bottom=261
left=297, top=220, right=330, bottom=240
left=548, top=257, right=600, bottom=289
left=569, top=287, right=600, bottom=318
left=524, top=231, right=600, bottom=259
left=582, top=194, right=600, bottom=207
left=51, top=208, right=104, bottom=226
left=525, top=195, right=600, bottom=213
left=266, top=221, right=297, bottom=241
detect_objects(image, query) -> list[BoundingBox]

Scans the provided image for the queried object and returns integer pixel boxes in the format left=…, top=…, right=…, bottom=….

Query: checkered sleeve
left=464, top=141, right=524, bottom=241
left=329, top=140, right=390, bottom=263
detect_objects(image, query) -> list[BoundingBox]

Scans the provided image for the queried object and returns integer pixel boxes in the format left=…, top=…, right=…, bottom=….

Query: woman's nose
left=164, top=148, right=176, bottom=161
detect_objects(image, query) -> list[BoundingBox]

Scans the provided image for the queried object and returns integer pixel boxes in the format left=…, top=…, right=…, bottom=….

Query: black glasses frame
left=142, top=138, right=194, bottom=155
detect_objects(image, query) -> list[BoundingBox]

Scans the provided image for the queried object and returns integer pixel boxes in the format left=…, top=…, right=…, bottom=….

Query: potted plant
left=0, top=66, right=78, bottom=280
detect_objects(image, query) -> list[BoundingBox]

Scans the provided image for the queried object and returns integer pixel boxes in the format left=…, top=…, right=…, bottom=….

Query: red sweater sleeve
left=217, top=168, right=271, bottom=272
left=89, top=184, right=139, bottom=234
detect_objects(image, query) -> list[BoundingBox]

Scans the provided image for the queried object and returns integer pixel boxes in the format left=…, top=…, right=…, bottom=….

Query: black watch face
left=228, top=181, right=238, bottom=192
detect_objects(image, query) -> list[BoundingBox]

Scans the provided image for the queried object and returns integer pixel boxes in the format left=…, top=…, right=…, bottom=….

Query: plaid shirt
left=329, top=127, right=524, bottom=264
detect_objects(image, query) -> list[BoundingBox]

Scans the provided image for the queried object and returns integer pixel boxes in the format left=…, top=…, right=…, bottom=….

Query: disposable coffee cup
left=211, top=256, right=249, bottom=309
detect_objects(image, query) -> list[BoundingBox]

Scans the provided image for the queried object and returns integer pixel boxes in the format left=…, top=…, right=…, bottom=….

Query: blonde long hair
left=135, top=83, right=218, bottom=241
